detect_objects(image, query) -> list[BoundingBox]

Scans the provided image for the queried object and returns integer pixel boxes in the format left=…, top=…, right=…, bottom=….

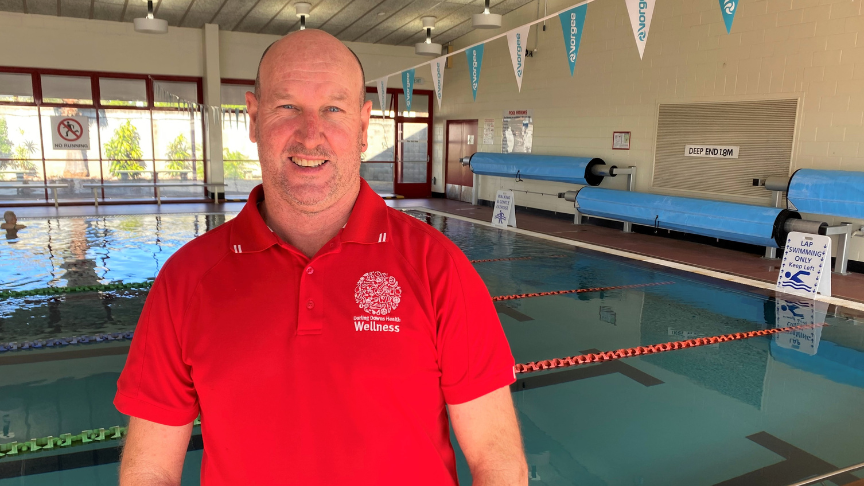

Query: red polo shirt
left=114, top=179, right=515, bottom=485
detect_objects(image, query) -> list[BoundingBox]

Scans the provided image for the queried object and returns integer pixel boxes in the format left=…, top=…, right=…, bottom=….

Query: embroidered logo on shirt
left=354, top=271, right=402, bottom=315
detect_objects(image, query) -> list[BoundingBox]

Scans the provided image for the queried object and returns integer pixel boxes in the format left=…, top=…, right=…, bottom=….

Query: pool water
left=1, top=211, right=863, bottom=486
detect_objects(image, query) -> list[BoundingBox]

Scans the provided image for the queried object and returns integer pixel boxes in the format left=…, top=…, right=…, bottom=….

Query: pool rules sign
left=50, top=116, right=90, bottom=150
left=492, top=190, right=517, bottom=228
left=776, top=232, right=831, bottom=298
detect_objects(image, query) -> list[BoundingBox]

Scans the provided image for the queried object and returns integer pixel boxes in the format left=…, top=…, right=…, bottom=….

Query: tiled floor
left=7, top=196, right=864, bottom=304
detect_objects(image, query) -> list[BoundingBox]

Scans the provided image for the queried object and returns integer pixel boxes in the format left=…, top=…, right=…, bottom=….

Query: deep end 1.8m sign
left=685, top=144, right=739, bottom=159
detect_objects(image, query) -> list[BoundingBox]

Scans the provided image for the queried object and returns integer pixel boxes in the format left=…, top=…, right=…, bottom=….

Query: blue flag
left=402, top=69, right=415, bottom=112
left=559, top=4, right=587, bottom=76
left=719, top=0, right=737, bottom=33
left=465, top=44, right=484, bottom=101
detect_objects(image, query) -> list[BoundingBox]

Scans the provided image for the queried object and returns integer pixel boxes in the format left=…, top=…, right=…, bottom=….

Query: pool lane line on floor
left=0, top=282, right=152, bottom=299
left=492, top=281, right=674, bottom=302
left=469, top=255, right=566, bottom=263
left=513, top=323, right=827, bottom=374
left=0, top=331, right=134, bottom=353
left=403, top=207, right=864, bottom=313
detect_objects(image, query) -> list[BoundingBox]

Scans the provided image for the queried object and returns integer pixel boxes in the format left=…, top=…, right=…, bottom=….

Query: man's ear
left=246, top=91, right=259, bottom=143
left=359, top=99, right=372, bottom=152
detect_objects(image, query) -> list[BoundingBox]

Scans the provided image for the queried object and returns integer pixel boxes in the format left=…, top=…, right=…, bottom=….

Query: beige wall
left=0, top=12, right=421, bottom=81
left=433, top=0, right=864, bottom=260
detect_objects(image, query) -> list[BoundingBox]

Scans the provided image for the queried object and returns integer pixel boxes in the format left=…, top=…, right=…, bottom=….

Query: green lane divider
left=0, top=281, right=153, bottom=299
left=0, top=417, right=202, bottom=459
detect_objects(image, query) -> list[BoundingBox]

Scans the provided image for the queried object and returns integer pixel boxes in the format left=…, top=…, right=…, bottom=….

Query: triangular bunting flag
left=506, top=25, right=531, bottom=91
left=624, top=0, right=656, bottom=59
left=558, top=4, right=587, bottom=76
left=465, top=44, right=485, bottom=101
left=430, top=57, right=446, bottom=110
left=376, top=77, right=388, bottom=115
left=719, top=0, right=738, bottom=33
left=401, top=69, right=415, bottom=112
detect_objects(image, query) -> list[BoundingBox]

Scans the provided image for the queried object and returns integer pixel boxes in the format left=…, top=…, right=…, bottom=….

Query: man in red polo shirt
left=115, top=29, right=526, bottom=485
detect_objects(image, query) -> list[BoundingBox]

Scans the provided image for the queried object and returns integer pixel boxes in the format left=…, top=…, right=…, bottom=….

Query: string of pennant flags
left=372, top=0, right=739, bottom=109
left=152, top=82, right=250, bottom=131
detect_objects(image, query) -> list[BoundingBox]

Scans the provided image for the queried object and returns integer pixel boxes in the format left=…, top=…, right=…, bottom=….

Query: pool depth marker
left=514, top=323, right=827, bottom=374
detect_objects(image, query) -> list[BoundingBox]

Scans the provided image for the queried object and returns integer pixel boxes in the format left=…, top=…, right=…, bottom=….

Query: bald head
left=254, top=30, right=366, bottom=106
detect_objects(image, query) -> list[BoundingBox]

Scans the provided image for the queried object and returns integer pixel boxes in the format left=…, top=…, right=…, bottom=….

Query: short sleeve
left=114, top=272, right=199, bottom=426
left=436, top=250, right=516, bottom=405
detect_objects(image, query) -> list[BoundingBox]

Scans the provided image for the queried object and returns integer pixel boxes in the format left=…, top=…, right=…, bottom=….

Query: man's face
left=247, top=37, right=373, bottom=213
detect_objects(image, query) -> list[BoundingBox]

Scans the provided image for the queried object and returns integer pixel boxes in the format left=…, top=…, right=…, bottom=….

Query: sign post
left=776, top=232, right=831, bottom=298
left=492, top=190, right=517, bottom=228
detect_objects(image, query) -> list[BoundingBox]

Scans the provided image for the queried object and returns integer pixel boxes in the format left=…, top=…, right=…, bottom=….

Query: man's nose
left=296, top=111, right=323, bottom=147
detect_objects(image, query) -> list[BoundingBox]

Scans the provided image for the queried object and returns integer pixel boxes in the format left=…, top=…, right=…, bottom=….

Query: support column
left=203, top=23, right=224, bottom=201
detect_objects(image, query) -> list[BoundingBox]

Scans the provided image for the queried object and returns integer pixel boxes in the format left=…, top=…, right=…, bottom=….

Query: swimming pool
left=1, top=210, right=862, bottom=485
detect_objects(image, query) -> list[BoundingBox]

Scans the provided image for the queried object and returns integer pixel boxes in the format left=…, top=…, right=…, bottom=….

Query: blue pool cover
left=576, top=187, right=796, bottom=247
left=469, top=152, right=606, bottom=186
left=787, top=169, right=864, bottom=220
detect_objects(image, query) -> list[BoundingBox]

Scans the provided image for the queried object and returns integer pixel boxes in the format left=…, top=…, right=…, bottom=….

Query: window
left=41, top=75, right=93, bottom=105
left=0, top=73, right=34, bottom=103
left=221, top=82, right=259, bottom=198
left=100, top=78, right=147, bottom=107
left=154, top=81, right=198, bottom=108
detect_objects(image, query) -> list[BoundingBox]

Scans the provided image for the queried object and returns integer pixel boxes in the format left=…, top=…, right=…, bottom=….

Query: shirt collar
left=229, top=179, right=390, bottom=254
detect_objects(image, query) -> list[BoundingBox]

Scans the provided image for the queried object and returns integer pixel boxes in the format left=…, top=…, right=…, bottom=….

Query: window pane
left=0, top=105, right=43, bottom=201
left=153, top=109, right=204, bottom=197
left=154, top=81, right=198, bottom=107
left=221, top=108, right=260, bottom=198
left=100, top=78, right=147, bottom=107
left=366, top=91, right=394, bottom=118
left=41, top=75, right=93, bottom=105
left=100, top=109, right=153, bottom=182
left=360, top=163, right=393, bottom=194
left=397, top=93, right=429, bottom=117
left=40, top=108, right=101, bottom=200
left=400, top=162, right=426, bottom=184
left=364, top=118, right=395, bottom=161
left=0, top=73, right=34, bottom=103
left=401, top=123, right=427, bottom=161
left=221, top=84, right=252, bottom=108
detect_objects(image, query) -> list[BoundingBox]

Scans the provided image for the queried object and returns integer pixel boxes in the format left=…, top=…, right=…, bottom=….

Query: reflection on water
left=0, top=213, right=234, bottom=291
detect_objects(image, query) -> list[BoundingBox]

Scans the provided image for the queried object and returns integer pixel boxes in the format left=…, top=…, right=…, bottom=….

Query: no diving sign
left=50, top=116, right=90, bottom=150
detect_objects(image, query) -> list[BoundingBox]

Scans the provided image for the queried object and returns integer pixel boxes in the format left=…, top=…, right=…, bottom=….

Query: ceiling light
left=295, top=2, right=311, bottom=30
left=133, top=0, right=168, bottom=34
left=377, top=11, right=386, bottom=16
left=472, top=0, right=501, bottom=29
left=415, top=16, right=442, bottom=56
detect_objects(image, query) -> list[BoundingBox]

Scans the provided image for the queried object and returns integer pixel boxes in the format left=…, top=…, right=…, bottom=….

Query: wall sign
left=483, top=119, right=495, bottom=145
left=613, top=131, right=630, bottom=150
left=502, top=110, right=533, bottom=154
left=776, top=232, right=831, bottom=298
left=492, top=190, right=517, bottom=228
left=50, top=116, right=90, bottom=150
left=685, top=144, right=739, bottom=158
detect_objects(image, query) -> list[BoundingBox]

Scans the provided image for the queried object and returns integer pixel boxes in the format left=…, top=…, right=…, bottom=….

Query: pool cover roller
left=469, top=152, right=608, bottom=186
left=787, top=169, right=864, bottom=220
left=574, top=187, right=800, bottom=248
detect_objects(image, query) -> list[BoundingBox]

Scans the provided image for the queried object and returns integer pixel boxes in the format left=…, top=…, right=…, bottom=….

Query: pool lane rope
left=492, top=281, right=674, bottom=302
left=470, top=255, right=567, bottom=263
left=0, top=331, right=135, bottom=353
left=0, top=418, right=201, bottom=459
left=513, top=323, right=828, bottom=375
left=0, top=281, right=153, bottom=299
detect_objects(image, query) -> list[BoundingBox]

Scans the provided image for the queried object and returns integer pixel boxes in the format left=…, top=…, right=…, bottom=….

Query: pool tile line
left=492, top=281, right=675, bottom=302
left=514, top=323, right=827, bottom=374
left=0, top=282, right=152, bottom=300
left=511, top=349, right=664, bottom=391
left=405, top=208, right=864, bottom=312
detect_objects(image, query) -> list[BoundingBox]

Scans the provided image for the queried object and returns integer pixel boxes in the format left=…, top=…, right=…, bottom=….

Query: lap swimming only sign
left=776, top=232, right=831, bottom=298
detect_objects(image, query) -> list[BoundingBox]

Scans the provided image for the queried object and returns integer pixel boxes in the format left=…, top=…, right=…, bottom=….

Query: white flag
left=506, top=24, right=531, bottom=91
left=430, top=57, right=446, bottom=110
left=625, top=0, right=656, bottom=59
left=376, top=77, right=388, bottom=115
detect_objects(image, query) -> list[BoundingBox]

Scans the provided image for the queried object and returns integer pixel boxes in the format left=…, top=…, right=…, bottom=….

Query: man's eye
left=326, top=107, right=342, bottom=113
left=280, top=105, right=297, bottom=110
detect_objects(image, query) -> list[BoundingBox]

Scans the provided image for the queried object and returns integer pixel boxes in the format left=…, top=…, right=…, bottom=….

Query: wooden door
left=444, top=120, right=478, bottom=201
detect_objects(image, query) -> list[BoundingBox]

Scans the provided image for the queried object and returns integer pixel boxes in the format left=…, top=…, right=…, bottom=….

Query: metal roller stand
left=762, top=176, right=789, bottom=260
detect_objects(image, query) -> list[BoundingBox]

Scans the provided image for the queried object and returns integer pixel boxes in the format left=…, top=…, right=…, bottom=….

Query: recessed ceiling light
left=377, top=11, right=386, bottom=16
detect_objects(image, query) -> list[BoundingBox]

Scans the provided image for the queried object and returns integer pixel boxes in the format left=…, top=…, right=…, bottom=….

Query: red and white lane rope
left=514, top=323, right=827, bottom=375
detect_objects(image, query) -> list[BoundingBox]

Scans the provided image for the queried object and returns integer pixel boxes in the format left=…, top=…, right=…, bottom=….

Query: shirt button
left=306, top=267, right=314, bottom=275
left=306, top=300, right=314, bottom=309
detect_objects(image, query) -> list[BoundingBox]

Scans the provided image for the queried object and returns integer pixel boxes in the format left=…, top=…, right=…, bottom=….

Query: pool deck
left=8, top=197, right=864, bottom=305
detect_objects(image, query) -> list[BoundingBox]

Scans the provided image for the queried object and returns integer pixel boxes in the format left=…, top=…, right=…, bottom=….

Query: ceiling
left=0, top=0, right=536, bottom=46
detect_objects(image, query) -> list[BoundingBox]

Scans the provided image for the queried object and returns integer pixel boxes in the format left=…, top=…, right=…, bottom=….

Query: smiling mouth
left=291, top=156, right=328, bottom=168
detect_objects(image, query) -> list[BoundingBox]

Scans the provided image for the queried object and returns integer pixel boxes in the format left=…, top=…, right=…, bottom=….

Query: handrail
left=785, top=461, right=864, bottom=486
